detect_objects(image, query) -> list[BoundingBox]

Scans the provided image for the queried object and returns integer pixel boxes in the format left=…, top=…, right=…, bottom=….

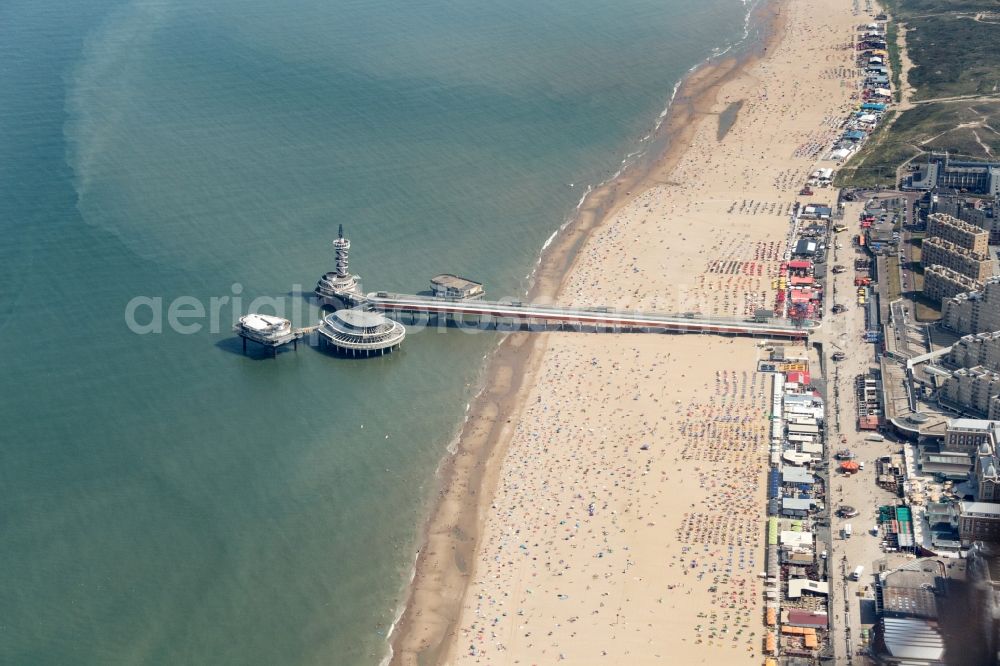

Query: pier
left=307, top=226, right=817, bottom=346
left=364, top=292, right=814, bottom=340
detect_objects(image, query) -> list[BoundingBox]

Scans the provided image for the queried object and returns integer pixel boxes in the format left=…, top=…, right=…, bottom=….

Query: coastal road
left=824, top=202, right=922, bottom=663
left=909, top=93, right=1000, bottom=105
left=823, top=201, right=887, bottom=663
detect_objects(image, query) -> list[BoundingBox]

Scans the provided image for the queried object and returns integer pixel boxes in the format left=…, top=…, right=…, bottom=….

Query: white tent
left=787, top=579, right=830, bottom=598
left=783, top=451, right=813, bottom=466
left=780, top=531, right=814, bottom=547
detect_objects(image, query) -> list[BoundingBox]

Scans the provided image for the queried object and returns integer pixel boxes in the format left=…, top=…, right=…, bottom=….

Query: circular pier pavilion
left=317, top=309, right=405, bottom=357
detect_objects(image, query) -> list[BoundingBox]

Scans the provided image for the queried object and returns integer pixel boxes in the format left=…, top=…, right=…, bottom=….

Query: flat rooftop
left=431, top=274, right=482, bottom=290
left=883, top=586, right=939, bottom=619
left=242, top=315, right=281, bottom=329
left=330, top=309, right=390, bottom=329
left=961, top=501, right=1000, bottom=517
left=949, top=418, right=997, bottom=431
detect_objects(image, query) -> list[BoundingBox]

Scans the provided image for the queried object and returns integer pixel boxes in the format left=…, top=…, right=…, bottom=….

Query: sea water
left=0, top=0, right=749, bottom=662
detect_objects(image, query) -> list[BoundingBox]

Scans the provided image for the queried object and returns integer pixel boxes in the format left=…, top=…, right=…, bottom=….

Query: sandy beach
left=390, top=0, right=861, bottom=662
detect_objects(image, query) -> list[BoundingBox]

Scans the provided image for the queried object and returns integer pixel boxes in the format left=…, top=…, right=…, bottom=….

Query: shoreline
left=386, top=2, right=789, bottom=663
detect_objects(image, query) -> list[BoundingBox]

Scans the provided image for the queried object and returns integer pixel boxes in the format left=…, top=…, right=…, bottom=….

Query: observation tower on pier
left=315, top=224, right=363, bottom=308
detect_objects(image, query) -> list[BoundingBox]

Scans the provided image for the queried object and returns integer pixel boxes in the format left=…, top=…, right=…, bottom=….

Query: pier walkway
left=364, top=292, right=815, bottom=340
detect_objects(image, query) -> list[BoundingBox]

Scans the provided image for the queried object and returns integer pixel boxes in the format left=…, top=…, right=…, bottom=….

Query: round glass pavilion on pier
left=317, top=309, right=405, bottom=357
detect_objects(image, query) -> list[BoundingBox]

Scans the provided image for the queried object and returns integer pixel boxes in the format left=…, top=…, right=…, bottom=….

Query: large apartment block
left=923, top=265, right=981, bottom=304
left=935, top=196, right=999, bottom=244
left=947, top=330, right=1000, bottom=374
left=921, top=236, right=993, bottom=282
left=943, top=277, right=1000, bottom=335
left=942, top=366, right=1000, bottom=417
left=927, top=212, right=990, bottom=254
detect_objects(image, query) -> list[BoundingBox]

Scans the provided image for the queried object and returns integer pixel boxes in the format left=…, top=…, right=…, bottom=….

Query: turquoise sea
left=0, top=0, right=752, bottom=663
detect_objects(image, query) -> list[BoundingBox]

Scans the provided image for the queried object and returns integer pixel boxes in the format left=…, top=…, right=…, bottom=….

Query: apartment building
left=947, top=330, right=1000, bottom=373
left=942, top=367, right=1000, bottom=417
left=927, top=212, right=990, bottom=254
left=943, top=277, right=1000, bottom=335
left=923, top=265, right=982, bottom=304
left=935, top=196, right=999, bottom=244
left=921, top=237, right=993, bottom=282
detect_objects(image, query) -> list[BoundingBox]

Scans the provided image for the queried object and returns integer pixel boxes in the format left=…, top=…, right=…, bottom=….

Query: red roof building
left=858, top=415, right=881, bottom=430
left=786, top=371, right=811, bottom=385
left=790, top=289, right=811, bottom=304
left=786, top=610, right=829, bottom=629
